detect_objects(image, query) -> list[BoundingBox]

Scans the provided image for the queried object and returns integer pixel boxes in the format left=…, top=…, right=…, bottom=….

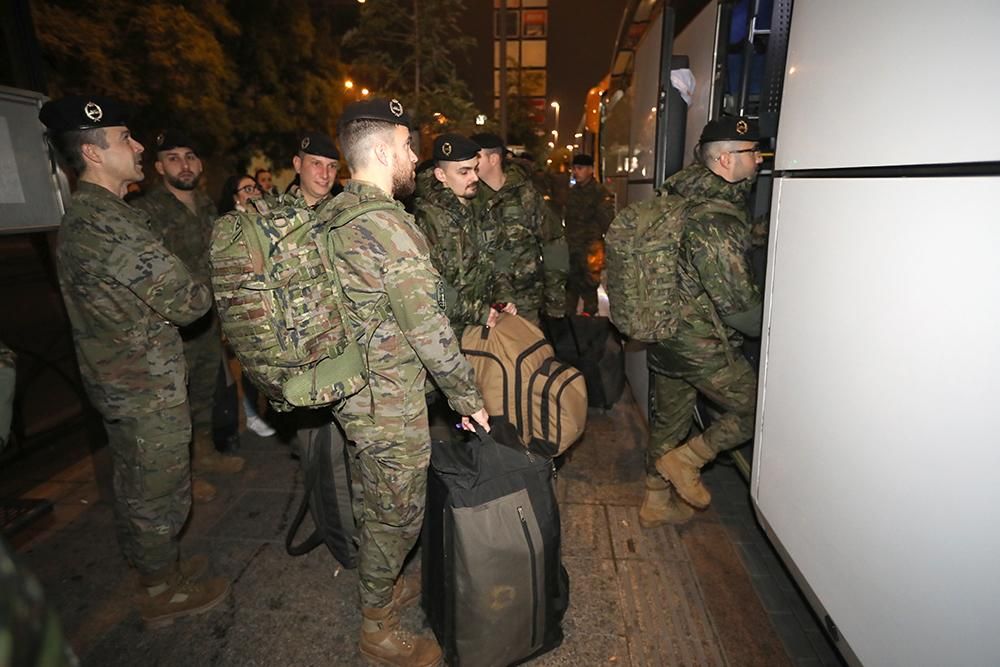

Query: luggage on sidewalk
left=285, top=415, right=359, bottom=569
left=542, top=315, right=625, bottom=409
left=461, top=313, right=587, bottom=457
left=422, top=420, right=570, bottom=667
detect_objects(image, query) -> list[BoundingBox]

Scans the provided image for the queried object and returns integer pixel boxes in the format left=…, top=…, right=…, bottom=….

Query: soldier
left=642, top=117, right=764, bottom=526
left=284, top=132, right=342, bottom=207
left=413, top=133, right=512, bottom=337
left=564, top=154, right=615, bottom=315
left=39, top=96, right=229, bottom=627
left=133, top=130, right=245, bottom=483
left=472, top=133, right=568, bottom=325
left=331, top=99, right=489, bottom=667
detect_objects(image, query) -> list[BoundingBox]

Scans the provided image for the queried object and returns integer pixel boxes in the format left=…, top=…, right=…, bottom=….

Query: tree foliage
left=33, top=0, right=349, bottom=169
left=342, top=0, right=478, bottom=128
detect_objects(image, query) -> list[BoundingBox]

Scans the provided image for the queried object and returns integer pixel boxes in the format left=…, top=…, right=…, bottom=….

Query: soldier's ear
left=154, top=160, right=166, bottom=177
left=80, top=141, right=103, bottom=166
left=433, top=167, right=447, bottom=184
left=292, top=154, right=302, bottom=175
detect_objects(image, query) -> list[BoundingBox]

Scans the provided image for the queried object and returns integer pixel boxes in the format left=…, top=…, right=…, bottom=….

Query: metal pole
left=499, top=0, right=508, bottom=143
left=414, top=0, right=421, bottom=115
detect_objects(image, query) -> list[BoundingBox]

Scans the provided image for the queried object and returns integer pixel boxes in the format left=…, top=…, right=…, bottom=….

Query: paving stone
left=561, top=502, right=613, bottom=559
left=562, top=556, right=626, bottom=636
left=607, top=504, right=687, bottom=562
left=618, top=559, right=725, bottom=667
left=207, top=489, right=303, bottom=543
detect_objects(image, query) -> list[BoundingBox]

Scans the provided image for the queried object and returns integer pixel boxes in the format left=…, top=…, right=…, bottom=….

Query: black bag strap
left=285, top=435, right=325, bottom=556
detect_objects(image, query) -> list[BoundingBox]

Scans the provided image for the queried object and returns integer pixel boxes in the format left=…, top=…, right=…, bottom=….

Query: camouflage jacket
left=474, top=164, right=569, bottom=317
left=412, top=170, right=494, bottom=334
left=325, top=181, right=483, bottom=417
left=564, top=178, right=615, bottom=251
left=56, top=182, right=212, bottom=417
left=648, top=163, right=761, bottom=375
left=132, top=186, right=217, bottom=285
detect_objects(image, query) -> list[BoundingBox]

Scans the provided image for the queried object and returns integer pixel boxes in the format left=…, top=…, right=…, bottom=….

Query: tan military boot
left=192, top=478, right=217, bottom=503
left=359, top=603, right=442, bottom=667
left=138, top=566, right=230, bottom=630
left=391, top=573, right=421, bottom=611
left=191, top=432, right=245, bottom=474
left=655, top=434, right=715, bottom=509
left=638, top=475, right=696, bottom=528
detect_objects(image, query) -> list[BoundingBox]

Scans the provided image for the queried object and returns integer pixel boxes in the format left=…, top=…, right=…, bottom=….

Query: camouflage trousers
left=646, top=354, right=757, bottom=476
left=565, top=242, right=602, bottom=315
left=337, top=363, right=432, bottom=609
left=182, top=319, right=222, bottom=439
left=104, top=402, right=192, bottom=575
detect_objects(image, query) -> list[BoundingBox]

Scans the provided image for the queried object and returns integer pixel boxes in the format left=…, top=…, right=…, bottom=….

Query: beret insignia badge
left=389, top=99, right=404, bottom=117
left=736, top=120, right=748, bottom=135
left=84, top=102, right=103, bottom=122
left=301, top=137, right=311, bottom=150
left=441, top=142, right=452, bottom=157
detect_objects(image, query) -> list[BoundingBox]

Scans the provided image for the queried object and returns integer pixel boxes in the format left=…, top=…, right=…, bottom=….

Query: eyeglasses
left=727, top=147, right=761, bottom=157
left=238, top=184, right=261, bottom=194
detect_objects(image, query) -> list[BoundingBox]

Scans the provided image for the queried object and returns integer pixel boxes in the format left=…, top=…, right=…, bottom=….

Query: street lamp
left=550, top=101, right=560, bottom=144
left=344, top=80, right=354, bottom=90
left=361, top=88, right=370, bottom=96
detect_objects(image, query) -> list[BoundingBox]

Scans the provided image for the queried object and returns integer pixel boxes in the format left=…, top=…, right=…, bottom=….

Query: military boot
left=192, top=477, right=217, bottom=503
left=638, top=474, right=696, bottom=528
left=137, top=565, right=230, bottom=629
left=391, top=573, right=420, bottom=611
left=191, top=432, right=245, bottom=474
left=359, top=603, right=442, bottom=667
left=655, top=434, right=716, bottom=509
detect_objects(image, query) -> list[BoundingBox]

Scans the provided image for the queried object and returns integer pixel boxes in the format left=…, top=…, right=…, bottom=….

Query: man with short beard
left=134, top=131, right=245, bottom=489
left=331, top=99, right=489, bottom=667
left=413, top=133, right=508, bottom=337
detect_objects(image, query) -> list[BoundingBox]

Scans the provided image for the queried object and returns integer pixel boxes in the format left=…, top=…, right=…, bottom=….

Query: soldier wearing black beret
left=330, top=96, right=489, bottom=665
left=288, top=130, right=341, bottom=205
left=634, top=115, right=764, bottom=527
left=38, top=95, right=231, bottom=626
left=565, top=152, right=614, bottom=315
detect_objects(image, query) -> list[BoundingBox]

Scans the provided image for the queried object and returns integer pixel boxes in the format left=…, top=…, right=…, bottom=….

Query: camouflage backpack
left=210, top=197, right=394, bottom=411
left=604, top=192, right=691, bottom=342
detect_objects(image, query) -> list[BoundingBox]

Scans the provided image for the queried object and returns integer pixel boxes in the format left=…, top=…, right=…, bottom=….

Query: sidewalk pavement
left=4, top=389, right=816, bottom=666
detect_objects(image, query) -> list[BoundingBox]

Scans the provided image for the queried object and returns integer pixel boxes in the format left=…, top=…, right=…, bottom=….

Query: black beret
left=572, top=154, right=595, bottom=167
left=337, top=98, right=414, bottom=132
left=470, top=132, right=504, bottom=150
left=39, top=95, right=133, bottom=132
left=298, top=131, right=339, bottom=160
left=699, top=116, right=759, bottom=144
left=154, top=129, right=198, bottom=155
left=433, top=133, right=480, bottom=162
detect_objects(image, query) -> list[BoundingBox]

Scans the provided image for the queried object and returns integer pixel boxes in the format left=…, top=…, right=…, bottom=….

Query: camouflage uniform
left=133, top=187, right=221, bottom=442
left=475, top=163, right=569, bottom=321
left=326, top=181, right=483, bottom=610
left=57, top=182, right=212, bottom=574
left=564, top=178, right=615, bottom=314
left=0, top=536, right=77, bottom=666
left=645, top=163, right=761, bottom=473
left=412, top=169, right=494, bottom=336
left=0, top=342, right=14, bottom=451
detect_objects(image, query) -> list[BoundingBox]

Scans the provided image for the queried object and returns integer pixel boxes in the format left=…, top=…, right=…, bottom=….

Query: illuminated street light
left=574, top=132, right=583, bottom=139
left=566, top=144, right=574, bottom=151
left=361, top=88, right=370, bottom=96
left=344, top=80, right=354, bottom=89
left=550, top=101, right=560, bottom=144
left=547, top=141, right=555, bottom=148
left=475, top=114, right=487, bottom=126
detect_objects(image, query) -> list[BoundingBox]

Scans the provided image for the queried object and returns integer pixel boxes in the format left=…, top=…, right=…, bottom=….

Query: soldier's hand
left=461, top=408, right=491, bottom=433
left=502, top=302, right=517, bottom=316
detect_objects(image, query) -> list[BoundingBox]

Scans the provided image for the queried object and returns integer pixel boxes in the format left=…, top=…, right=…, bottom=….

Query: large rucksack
left=210, top=198, right=393, bottom=411
left=461, top=313, right=587, bottom=457
left=604, top=192, right=691, bottom=343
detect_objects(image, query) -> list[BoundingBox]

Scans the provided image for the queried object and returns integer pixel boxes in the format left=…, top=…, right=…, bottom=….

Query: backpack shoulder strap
left=328, top=200, right=399, bottom=230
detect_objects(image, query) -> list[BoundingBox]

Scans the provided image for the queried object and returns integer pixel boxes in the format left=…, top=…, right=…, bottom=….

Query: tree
left=33, top=0, right=351, bottom=170
left=342, top=0, right=477, bottom=130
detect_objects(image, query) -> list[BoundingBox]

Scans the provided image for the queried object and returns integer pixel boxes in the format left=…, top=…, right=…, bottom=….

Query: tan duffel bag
left=461, top=313, right=587, bottom=456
